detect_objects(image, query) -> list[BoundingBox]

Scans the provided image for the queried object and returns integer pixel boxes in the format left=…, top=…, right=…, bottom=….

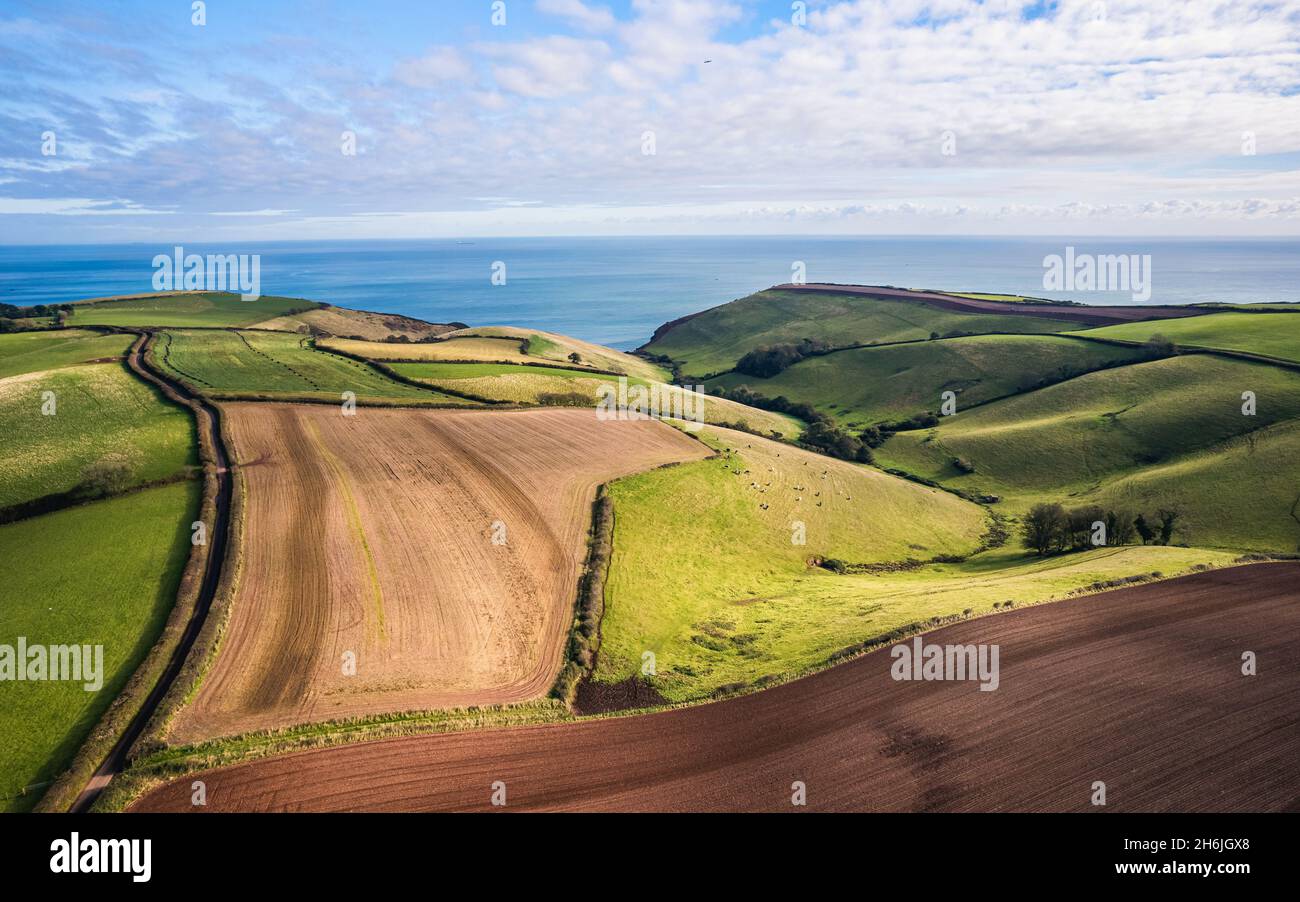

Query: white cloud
left=392, top=46, right=472, bottom=87
left=536, top=0, right=616, bottom=33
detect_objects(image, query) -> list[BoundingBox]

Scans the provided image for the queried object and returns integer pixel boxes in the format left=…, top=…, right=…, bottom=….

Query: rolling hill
left=707, top=334, right=1152, bottom=427
left=642, top=287, right=1091, bottom=377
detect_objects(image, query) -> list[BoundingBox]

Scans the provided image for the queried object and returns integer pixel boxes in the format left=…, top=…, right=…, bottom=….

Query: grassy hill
left=593, top=424, right=1240, bottom=701
left=594, top=424, right=989, bottom=699
left=0, top=482, right=199, bottom=812
left=643, top=288, right=1086, bottom=377
left=68, top=292, right=319, bottom=328
left=0, top=363, right=195, bottom=511
left=1082, top=311, right=1300, bottom=364
left=877, top=355, right=1300, bottom=551
left=707, top=334, right=1151, bottom=428
left=0, top=330, right=132, bottom=380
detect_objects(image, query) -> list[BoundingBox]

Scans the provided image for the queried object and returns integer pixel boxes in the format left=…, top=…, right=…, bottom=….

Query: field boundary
left=36, top=332, right=229, bottom=812
left=550, top=486, right=615, bottom=705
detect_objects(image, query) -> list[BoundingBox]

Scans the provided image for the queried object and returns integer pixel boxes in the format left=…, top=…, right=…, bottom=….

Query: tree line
left=1020, top=501, right=1180, bottom=555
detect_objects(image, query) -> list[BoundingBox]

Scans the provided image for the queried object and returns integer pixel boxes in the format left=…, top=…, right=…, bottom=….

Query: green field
left=0, top=482, right=199, bottom=812
left=154, top=330, right=471, bottom=404
left=643, top=289, right=1086, bottom=376
left=1082, top=311, right=1300, bottom=364
left=594, top=425, right=1240, bottom=701
left=0, top=363, right=195, bottom=510
left=595, top=425, right=988, bottom=699
left=0, top=330, right=132, bottom=380
left=68, top=293, right=319, bottom=328
left=876, top=355, right=1300, bottom=550
left=707, top=334, right=1150, bottom=426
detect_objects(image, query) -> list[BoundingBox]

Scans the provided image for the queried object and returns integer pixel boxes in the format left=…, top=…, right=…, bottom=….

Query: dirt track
left=774, top=283, right=1212, bottom=325
left=170, top=404, right=708, bottom=742
left=135, top=563, right=1299, bottom=812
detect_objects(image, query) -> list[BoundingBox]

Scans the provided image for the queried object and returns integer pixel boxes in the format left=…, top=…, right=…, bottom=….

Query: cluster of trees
left=710, top=385, right=874, bottom=463
left=734, top=338, right=832, bottom=378
left=1021, top=501, right=1180, bottom=556
left=0, top=302, right=73, bottom=332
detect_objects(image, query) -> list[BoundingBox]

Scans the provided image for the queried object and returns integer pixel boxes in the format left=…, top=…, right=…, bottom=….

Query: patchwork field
left=0, top=330, right=132, bottom=380
left=0, top=362, right=195, bottom=511
left=877, top=355, right=1300, bottom=550
left=68, top=292, right=318, bottom=328
left=1082, top=311, right=1300, bottom=363
left=389, top=360, right=804, bottom=437
left=643, top=289, right=1086, bottom=376
left=707, top=334, right=1150, bottom=426
left=171, top=404, right=709, bottom=741
left=0, top=482, right=199, bottom=812
left=152, top=329, right=470, bottom=404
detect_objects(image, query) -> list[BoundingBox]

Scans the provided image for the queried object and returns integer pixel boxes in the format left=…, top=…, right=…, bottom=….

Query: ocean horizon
left=3, top=236, right=1297, bottom=349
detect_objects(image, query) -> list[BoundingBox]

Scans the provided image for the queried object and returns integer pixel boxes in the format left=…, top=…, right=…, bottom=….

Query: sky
left=1, top=0, right=1299, bottom=243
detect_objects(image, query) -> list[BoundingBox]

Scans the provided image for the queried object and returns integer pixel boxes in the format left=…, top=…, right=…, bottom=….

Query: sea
left=2, top=237, right=1297, bottom=349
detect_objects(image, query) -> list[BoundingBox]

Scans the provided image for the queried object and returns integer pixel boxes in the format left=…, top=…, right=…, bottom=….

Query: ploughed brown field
left=170, top=403, right=708, bottom=742
left=139, top=563, right=1299, bottom=811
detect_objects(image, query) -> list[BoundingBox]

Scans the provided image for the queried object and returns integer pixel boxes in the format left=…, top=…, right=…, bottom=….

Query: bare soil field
left=137, top=563, right=1299, bottom=812
left=775, top=283, right=1213, bottom=325
left=259, top=306, right=460, bottom=340
left=170, top=404, right=708, bottom=742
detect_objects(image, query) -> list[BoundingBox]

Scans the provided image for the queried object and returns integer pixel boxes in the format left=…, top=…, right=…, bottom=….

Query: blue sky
left=2, top=0, right=1299, bottom=243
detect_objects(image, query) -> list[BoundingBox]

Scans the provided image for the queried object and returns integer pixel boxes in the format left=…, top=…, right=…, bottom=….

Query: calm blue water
left=2, top=237, right=1297, bottom=349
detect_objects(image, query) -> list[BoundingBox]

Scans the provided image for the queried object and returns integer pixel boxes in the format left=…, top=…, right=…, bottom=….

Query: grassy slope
left=0, top=330, right=132, bottom=380
left=597, top=425, right=1240, bottom=701
left=0, top=482, right=199, bottom=812
left=708, top=334, right=1150, bottom=427
left=68, top=293, right=317, bottom=328
left=877, top=355, right=1300, bottom=551
left=0, top=363, right=195, bottom=509
left=596, top=425, right=990, bottom=699
left=155, top=329, right=469, bottom=404
left=1082, top=311, right=1300, bottom=363
left=643, top=289, right=1084, bottom=376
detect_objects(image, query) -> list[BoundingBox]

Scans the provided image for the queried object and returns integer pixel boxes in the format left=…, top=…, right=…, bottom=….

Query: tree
left=568, top=352, right=582, bottom=365
left=1157, top=508, right=1180, bottom=545
left=1144, top=334, right=1178, bottom=357
left=77, top=456, right=133, bottom=499
left=1106, top=508, right=1138, bottom=546
left=1021, top=502, right=1067, bottom=556
left=1134, top=512, right=1155, bottom=545
left=1066, top=504, right=1106, bottom=549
